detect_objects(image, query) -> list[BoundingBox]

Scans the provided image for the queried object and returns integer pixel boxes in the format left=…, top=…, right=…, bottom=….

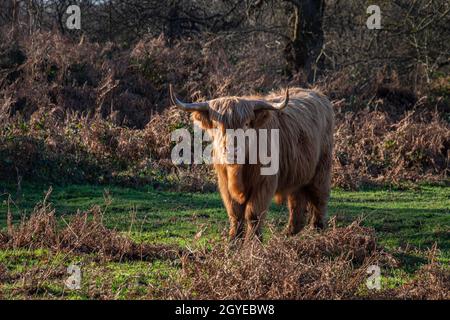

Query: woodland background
left=0, top=0, right=448, bottom=191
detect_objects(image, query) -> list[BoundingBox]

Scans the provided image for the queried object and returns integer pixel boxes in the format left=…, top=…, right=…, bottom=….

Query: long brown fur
left=191, top=87, right=334, bottom=242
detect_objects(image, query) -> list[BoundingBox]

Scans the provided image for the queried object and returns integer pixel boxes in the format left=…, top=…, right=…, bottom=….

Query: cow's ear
left=192, top=111, right=213, bottom=129
left=254, top=110, right=272, bottom=127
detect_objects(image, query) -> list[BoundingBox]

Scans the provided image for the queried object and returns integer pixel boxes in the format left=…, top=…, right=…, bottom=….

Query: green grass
left=0, top=182, right=449, bottom=299
left=2, top=183, right=448, bottom=251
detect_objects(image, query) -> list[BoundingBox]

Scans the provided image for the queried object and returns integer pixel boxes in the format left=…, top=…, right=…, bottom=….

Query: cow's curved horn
left=169, top=84, right=209, bottom=112
left=254, top=88, right=289, bottom=111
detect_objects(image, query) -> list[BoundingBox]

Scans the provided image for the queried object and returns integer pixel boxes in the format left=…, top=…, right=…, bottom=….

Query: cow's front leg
left=244, top=178, right=277, bottom=242
left=223, top=194, right=245, bottom=241
left=215, top=165, right=245, bottom=241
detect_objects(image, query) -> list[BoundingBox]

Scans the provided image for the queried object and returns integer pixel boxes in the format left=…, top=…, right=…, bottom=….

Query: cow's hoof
left=312, top=219, right=326, bottom=230
left=285, top=224, right=303, bottom=236
left=285, top=228, right=299, bottom=237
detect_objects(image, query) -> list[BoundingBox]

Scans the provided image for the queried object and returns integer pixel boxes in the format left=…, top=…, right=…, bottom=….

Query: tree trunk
left=167, top=3, right=182, bottom=46
left=285, top=0, right=325, bottom=83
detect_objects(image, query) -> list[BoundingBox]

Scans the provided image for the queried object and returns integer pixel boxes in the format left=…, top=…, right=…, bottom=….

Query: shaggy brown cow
left=170, top=86, right=334, bottom=241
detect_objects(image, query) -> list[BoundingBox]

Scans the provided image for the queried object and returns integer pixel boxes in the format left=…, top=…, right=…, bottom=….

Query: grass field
left=0, top=183, right=449, bottom=299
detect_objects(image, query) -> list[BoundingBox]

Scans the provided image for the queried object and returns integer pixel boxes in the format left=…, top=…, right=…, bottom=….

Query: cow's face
left=192, top=98, right=263, bottom=162
left=169, top=85, right=289, bottom=163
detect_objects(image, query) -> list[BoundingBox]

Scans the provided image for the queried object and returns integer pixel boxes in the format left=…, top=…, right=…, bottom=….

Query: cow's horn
left=254, top=88, right=289, bottom=111
left=169, top=84, right=209, bottom=112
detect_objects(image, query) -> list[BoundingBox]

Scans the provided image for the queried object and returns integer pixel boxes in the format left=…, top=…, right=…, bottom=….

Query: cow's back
left=268, top=88, right=334, bottom=193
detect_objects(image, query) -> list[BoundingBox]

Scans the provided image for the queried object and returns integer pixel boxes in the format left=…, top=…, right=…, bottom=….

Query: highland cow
left=170, top=86, right=334, bottom=241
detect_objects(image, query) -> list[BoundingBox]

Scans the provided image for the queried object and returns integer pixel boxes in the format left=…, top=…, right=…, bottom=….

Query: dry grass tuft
left=151, top=221, right=396, bottom=299
left=392, top=262, right=450, bottom=300
left=0, top=190, right=180, bottom=262
left=57, top=207, right=180, bottom=261
left=151, top=221, right=448, bottom=300
left=333, top=109, right=449, bottom=189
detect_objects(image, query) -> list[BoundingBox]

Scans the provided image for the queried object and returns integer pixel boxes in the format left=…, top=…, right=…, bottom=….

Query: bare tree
left=284, top=0, right=325, bottom=82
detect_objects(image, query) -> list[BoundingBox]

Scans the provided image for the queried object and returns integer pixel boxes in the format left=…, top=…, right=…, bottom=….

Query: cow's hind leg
left=306, top=153, right=332, bottom=229
left=306, top=188, right=328, bottom=229
left=286, top=189, right=308, bottom=235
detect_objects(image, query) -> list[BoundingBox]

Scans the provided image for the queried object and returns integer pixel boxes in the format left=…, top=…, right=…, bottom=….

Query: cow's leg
left=306, top=188, right=328, bottom=229
left=307, top=152, right=332, bottom=229
left=216, top=165, right=245, bottom=241
left=226, top=195, right=245, bottom=241
left=286, top=189, right=308, bottom=235
left=244, top=180, right=276, bottom=242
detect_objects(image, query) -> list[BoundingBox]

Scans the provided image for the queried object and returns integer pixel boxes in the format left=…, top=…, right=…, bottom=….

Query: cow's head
left=170, top=85, right=289, bottom=163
